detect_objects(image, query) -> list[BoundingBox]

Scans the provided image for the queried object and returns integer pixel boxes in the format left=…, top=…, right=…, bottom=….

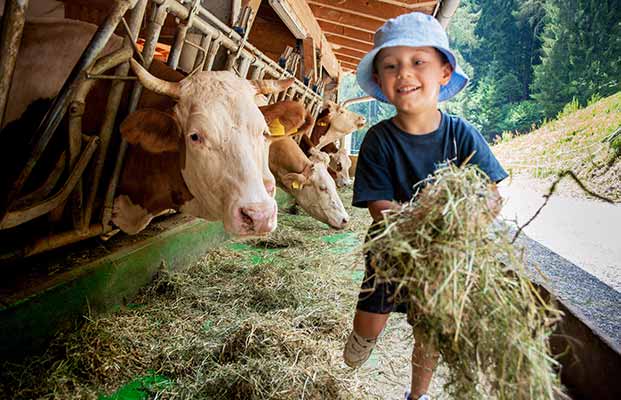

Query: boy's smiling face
left=373, top=46, right=453, bottom=115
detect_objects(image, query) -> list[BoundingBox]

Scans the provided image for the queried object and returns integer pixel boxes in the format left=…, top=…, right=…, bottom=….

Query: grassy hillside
left=493, top=92, right=621, bottom=201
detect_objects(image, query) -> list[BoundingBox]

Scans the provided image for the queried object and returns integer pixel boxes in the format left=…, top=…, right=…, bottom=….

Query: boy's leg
left=354, top=309, right=389, bottom=337
left=410, top=327, right=439, bottom=399
left=344, top=310, right=389, bottom=368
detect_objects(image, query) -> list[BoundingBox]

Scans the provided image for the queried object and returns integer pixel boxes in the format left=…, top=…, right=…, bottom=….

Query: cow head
left=316, top=101, right=366, bottom=150
left=329, top=145, right=352, bottom=187
left=281, top=149, right=349, bottom=229
left=121, top=59, right=293, bottom=236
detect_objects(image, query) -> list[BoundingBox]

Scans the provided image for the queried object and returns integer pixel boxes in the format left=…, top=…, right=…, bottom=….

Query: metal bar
left=0, top=136, right=99, bottom=230
left=249, top=64, right=264, bottom=80
left=168, top=23, right=189, bottom=69
left=0, top=224, right=105, bottom=261
left=152, top=0, right=320, bottom=102
left=225, top=52, right=238, bottom=71
left=238, top=55, right=252, bottom=78
left=3, top=0, right=138, bottom=216
left=0, top=0, right=29, bottom=128
left=192, top=33, right=212, bottom=71
left=204, top=39, right=221, bottom=71
left=82, top=58, right=133, bottom=230
left=85, top=74, right=137, bottom=80
left=12, top=152, right=66, bottom=209
left=101, top=0, right=149, bottom=230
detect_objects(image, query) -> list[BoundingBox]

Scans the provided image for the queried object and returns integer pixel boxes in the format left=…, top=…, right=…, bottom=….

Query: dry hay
left=0, top=205, right=372, bottom=400
left=366, top=165, right=564, bottom=400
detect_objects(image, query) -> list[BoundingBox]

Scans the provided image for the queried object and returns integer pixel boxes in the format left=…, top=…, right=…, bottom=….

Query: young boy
left=343, top=12, right=508, bottom=400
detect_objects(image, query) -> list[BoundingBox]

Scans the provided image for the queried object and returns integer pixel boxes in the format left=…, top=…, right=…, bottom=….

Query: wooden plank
left=302, top=37, right=317, bottom=81
left=243, top=0, right=264, bottom=31
left=324, top=30, right=373, bottom=46
left=340, top=60, right=359, bottom=70
left=285, top=0, right=341, bottom=78
left=318, top=20, right=374, bottom=43
left=334, top=51, right=362, bottom=61
left=310, top=5, right=385, bottom=32
left=325, top=33, right=374, bottom=52
left=308, top=0, right=437, bottom=21
left=335, top=53, right=361, bottom=65
left=333, top=46, right=368, bottom=58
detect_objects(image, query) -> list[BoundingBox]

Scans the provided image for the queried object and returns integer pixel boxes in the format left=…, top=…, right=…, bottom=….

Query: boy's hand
left=368, top=200, right=399, bottom=222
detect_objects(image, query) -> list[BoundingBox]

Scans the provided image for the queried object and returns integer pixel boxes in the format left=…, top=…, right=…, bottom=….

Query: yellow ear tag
left=291, top=181, right=301, bottom=190
left=317, top=121, right=328, bottom=127
left=286, top=127, right=298, bottom=135
left=268, top=118, right=286, bottom=136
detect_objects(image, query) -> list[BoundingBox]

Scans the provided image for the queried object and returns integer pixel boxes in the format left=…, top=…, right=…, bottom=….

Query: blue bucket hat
left=356, top=12, right=469, bottom=103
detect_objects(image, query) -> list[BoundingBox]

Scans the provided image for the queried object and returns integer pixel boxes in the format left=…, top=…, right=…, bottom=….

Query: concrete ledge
left=517, top=232, right=621, bottom=400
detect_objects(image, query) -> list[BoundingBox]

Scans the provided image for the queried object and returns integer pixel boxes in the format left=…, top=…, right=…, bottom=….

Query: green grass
left=493, top=91, right=621, bottom=200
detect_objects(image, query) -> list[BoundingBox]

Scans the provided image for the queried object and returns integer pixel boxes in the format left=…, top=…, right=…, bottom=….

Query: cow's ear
left=281, top=172, right=308, bottom=190
left=326, top=100, right=338, bottom=115
left=120, top=109, right=180, bottom=153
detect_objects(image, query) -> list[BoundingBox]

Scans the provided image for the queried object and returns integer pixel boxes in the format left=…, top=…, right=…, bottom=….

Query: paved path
left=499, top=176, right=621, bottom=292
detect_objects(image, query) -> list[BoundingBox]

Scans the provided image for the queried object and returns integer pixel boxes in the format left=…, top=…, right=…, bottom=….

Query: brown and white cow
left=113, top=60, right=293, bottom=236
left=6, top=19, right=293, bottom=236
left=268, top=136, right=349, bottom=229
left=312, top=101, right=366, bottom=150
left=298, top=102, right=364, bottom=187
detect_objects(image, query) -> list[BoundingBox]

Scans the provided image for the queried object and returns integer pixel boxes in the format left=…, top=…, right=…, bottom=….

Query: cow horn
left=130, top=59, right=181, bottom=100
left=251, top=78, right=294, bottom=94
left=341, top=95, right=374, bottom=108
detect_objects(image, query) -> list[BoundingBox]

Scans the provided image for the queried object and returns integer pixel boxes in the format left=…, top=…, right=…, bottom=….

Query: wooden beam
left=340, top=60, right=359, bottom=70
left=324, top=31, right=373, bottom=46
left=334, top=51, right=362, bottom=62
left=335, top=53, right=361, bottom=65
left=284, top=0, right=341, bottom=78
left=310, top=5, right=385, bottom=32
left=333, top=46, right=367, bottom=58
left=318, top=20, right=374, bottom=43
left=325, top=34, right=374, bottom=52
left=308, top=0, right=437, bottom=22
left=316, top=16, right=376, bottom=34
left=302, top=37, right=317, bottom=81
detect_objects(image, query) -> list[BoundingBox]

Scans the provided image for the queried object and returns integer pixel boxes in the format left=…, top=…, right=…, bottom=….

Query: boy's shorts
left=356, top=224, right=409, bottom=315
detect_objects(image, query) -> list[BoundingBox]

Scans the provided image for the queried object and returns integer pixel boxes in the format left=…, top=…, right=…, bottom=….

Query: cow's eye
left=319, top=185, right=328, bottom=192
left=190, top=133, right=200, bottom=142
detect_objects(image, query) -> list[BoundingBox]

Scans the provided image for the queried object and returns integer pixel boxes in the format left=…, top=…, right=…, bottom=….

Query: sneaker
left=343, top=330, right=377, bottom=368
left=405, top=392, right=430, bottom=400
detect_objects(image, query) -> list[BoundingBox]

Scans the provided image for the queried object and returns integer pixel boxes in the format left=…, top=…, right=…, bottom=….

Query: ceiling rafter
left=325, top=34, right=374, bottom=52
left=334, top=53, right=362, bottom=65
left=310, top=5, right=385, bottom=32
left=308, top=0, right=437, bottom=22
left=318, top=20, right=375, bottom=43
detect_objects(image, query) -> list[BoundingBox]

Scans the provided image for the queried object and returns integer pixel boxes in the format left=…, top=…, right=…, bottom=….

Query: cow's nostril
left=240, top=208, right=254, bottom=226
left=342, top=218, right=349, bottom=225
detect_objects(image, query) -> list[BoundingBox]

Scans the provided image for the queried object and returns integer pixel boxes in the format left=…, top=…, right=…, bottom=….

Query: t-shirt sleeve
left=352, top=129, right=394, bottom=208
left=458, top=122, right=508, bottom=183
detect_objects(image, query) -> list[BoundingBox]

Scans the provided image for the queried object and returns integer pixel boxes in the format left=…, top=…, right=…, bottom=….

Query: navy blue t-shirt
left=353, top=112, right=508, bottom=208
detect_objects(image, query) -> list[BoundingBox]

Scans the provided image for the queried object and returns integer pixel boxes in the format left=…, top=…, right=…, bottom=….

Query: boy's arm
left=368, top=200, right=399, bottom=222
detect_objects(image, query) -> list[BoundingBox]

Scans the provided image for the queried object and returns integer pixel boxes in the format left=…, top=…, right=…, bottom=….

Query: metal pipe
left=101, top=0, right=149, bottom=229
left=3, top=0, right=138, bottom=216
left=204, top=39, right=221, bottom=71
left=64, top=46, right=134, bottom=228
left=249, top=64, right=264, bottom=80
left=238, top=55, right=251, bottom=78
left=0, top=0, right=29, bottom=128
left=341, top=95, right=375, bottom=108
left=12, top=152, right=66, bottom=209
left=435, top=0, right=461, bottom=28
left=192, top=33, right=212, bottom=71
left=152, top=0, right=320, bottom=103
left=0, top=136, right=99, bottom=230
left=168, top=23, right=189, bottom=70
left=0, top=224, right=105, bottom=261
left=82, top=60, right=132, bottom=230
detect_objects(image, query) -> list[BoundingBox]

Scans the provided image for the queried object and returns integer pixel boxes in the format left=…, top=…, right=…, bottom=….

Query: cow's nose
left=238, top=202, right=276, bottom=234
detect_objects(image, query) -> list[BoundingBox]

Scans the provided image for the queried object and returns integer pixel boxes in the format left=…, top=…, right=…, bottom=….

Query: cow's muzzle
left=235, top=200, right=277, bottom=236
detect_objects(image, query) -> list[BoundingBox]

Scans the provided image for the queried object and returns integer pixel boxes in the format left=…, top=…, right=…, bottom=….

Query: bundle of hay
left=367, top=165, right=564, bottom=399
